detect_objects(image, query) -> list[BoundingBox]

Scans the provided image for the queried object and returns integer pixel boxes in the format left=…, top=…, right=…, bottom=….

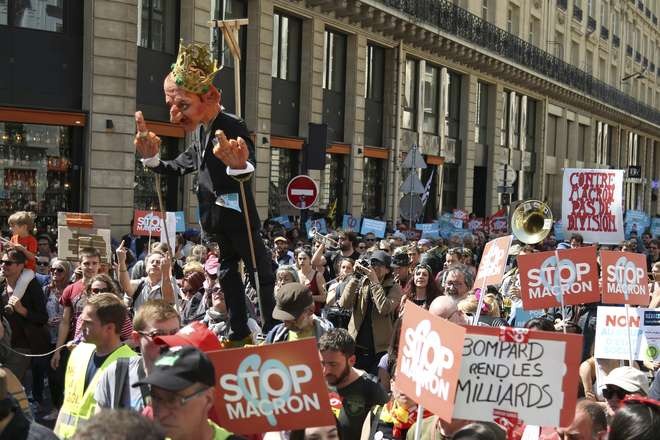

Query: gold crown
left=170, top=40, right=221, bottom=95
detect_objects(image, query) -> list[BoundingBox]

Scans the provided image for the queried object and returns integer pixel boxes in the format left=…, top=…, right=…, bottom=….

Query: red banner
left=475, top=235, right=513, bottom=287
left=518, top=246, right=600, bottom=310
left=395, top=302, right=465, bottom=422
left=207, top=339, right=335, bottom=435
left=600, top=251, right=650, bottom=306
left=488, top=208, right=508, bottom=234
left=132, top=210, right=164, bottom=236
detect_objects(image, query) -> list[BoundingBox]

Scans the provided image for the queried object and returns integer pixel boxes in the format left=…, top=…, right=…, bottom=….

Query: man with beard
left=134, top=41, right=276, bottom=344
left=313, top=231, right=360, bottom=281
left=442, top=265, right=472, bottom=302
left=319, top=329, right=387, bottom=440
left=265, top=283, right=333, bottom=343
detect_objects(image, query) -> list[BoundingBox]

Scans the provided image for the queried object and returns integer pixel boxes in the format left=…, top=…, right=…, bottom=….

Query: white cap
left=603, top=366, right=650, bottom=396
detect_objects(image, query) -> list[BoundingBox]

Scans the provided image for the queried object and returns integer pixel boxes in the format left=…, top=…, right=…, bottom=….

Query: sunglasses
left=0, top=260, right=17, bottom=266
left=50, top=267, right=65, bottom=274
left=37, top=261, right=50, bottom=267
left=603, top=386, right=629, bottom=400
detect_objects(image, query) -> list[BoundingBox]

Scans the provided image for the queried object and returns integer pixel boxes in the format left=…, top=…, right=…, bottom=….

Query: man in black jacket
left=133, top=41, right=276, bottom=342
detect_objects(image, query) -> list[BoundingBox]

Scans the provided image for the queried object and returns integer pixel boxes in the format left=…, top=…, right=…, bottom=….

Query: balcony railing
left=650, top=63, right=655, bottom=72
left=653, top=15, right=658, bottom=25
left=573, top=6, right=582, bottom=21
left=587, top=16, right=596, bottom=32
left=637, top=1, right=644, bottom=12
left=645, top=7, right=651, bottom=19
left=635, top=51, right=642, bottom=63
left=557, top=0, right=567, bottom=11
left=627, top=45, right=633, bottom=57
left=600, top=26, right=609, bottom=40
left=612, top=35, right=620, bottom=47
left=376, top=0, right=660, bottom=126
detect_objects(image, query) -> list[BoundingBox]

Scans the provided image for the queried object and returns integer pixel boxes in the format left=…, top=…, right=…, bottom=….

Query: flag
left=327, top=199, right=337, bottom=228
left=421, top=169, right=435, bottom=207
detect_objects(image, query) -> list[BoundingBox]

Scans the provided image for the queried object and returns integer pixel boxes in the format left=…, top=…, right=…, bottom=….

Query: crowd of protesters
left=0, top=209, right=659, bottom=439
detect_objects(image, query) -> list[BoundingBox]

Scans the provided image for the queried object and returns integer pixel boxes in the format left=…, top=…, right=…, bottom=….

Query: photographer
left=338, top=250, right=402, bottom=375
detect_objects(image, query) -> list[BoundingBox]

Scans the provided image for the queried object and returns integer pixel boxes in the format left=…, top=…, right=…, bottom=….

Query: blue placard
left=652, top=218, right=660, bottom=238
left=553, top=220, right=565, bottom=241
left=305, top=218, right=327, bottom=238
left=360, top=218, right=387, bottom=238
left=272, top=216, right=293, bottom=230
left=342, top=214, right=361, bottom=232
left=421, top=229, right=440, bottom=239
left=415, top=223, right=437, bottom=232
left=174, top=211, right=185, bottom=232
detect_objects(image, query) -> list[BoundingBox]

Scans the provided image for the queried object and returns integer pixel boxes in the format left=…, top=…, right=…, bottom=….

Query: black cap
left=391, top=252, right=411, bottom=268
left=370, top=250, right=391, bottom=268
left=272, top=282, right=313, bottom=321
left=133, top=345, right=215, bottom=391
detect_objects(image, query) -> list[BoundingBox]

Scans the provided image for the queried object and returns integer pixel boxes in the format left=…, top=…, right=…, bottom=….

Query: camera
left=354, top=259, right=371, bottom=276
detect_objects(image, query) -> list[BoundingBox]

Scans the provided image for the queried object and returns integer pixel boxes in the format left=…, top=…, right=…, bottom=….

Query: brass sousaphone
left=510, top=200, right=553, bottom=244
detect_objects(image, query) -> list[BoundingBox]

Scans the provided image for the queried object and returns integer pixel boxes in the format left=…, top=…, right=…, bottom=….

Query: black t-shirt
left=84, top=352, right=110, bottom=390
left=327, top=250, right=361, bottom=280
left=336, top=373, right=388, bottom=440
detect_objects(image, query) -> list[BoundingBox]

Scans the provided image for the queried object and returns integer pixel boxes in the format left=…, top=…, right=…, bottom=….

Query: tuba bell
left=511, top=200, right=553, bottom=244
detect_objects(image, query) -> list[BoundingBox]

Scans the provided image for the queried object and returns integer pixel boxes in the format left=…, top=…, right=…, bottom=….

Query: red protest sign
left=395, top=301, right=465, bottom=422
left=600, top=251, right=650, bottom=306
left=518, top=246, right=600, bottom=310
left=488, top=208, right=508, bottom=234
left=207, top=339, right=335, bottom=435
left=133, top=210, right=164, bottom=236
left=475, top=235, right=513, bottom=287
left=453, top=326, right=582, bottom=428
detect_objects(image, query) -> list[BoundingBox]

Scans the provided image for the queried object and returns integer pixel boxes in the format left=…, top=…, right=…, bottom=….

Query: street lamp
left=620, top=68, right=645, bottom=94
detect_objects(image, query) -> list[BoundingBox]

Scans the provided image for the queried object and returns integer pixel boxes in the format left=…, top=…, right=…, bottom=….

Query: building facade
left=1, top=0, right=659, bottom=236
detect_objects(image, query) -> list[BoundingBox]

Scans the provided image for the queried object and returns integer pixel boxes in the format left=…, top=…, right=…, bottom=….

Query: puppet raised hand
left=134, top=111, right=162, bottom=158
left=213, top=130, right=249, bottom=170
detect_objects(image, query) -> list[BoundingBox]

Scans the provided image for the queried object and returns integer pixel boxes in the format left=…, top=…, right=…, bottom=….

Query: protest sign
left=450, top=218, right=464, bottom=229
left=160, top=212, right=177, bottom=253
left=468, top=218, right=484, bottom=232
left=453, top=326, right=582, bottom=427
left=360, top=218, right=387, bottom=238
left=518, top=246, right=600, bottom=310
left=652, top=217, right=660, bottom=237
left=600, top=251, right=650, bottom=306
left=305, top=218, right=327, bottom=238
left=401, top=229, right=422, bottom=241
left=488, top=208, right=508, bottom=234
left=272, top=215, right=293, bottom=230
left=133, top=210, right=164, bottom=236
left=208, top=339, right=335, bottom=434
left=561, top=168, right=624, bottom=244
left=341, top=214, right=361, bottom=232
left=594, top=306, right=660, bottom=362
left=553, top=220, right=565, bottom=242
left=395, top=302, right=465, bottom=422
left=453, top=209, right=469, bottom=221
left=174, top=211, right=186, bottom=232
left=57, top=212, right=112, bottom=264
left=475, top=235, right=513, bottom=287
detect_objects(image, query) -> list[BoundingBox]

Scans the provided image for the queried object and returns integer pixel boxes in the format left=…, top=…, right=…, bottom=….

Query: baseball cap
left=418, top=238, right=432, bottom=247
left=370, top=250, right=392, bottom=267
left=154, top=321, right=222, bottom=352
left=603, top=366, right=650, bottom=395
left=391, top=252, right=411, bottom=268
left=274, top=236, right=288, bottom=244
left=204, top=254, right=219, bottom=275
left=272, top=282, right=313, bottom=321
left=133, top=345, right=215, bottom=392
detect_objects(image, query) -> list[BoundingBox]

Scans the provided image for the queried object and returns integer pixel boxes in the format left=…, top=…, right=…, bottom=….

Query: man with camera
left=338, top=250, right=402, bottom=375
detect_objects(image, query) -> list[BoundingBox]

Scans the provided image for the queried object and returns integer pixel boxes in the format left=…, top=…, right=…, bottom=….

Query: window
left=507, top=5, right=520, bottom=36
left=600, top=1, right=608, bottom=28
left=362, top=158, right=387, bottom=218
left=547, top=114, right=558, bottom=156
left=529, top=17, right=540, bottom=45
left=272, top=12, right=301, bottom=81
left=585, top=48, right=593, bottom=73
left=599, top=57, right=606, bottom=81
left=423, top=64, right=439, bottom=134
left=446, top=72, right=461, bottom=140
left=481, top=0, right=488, bottom=20
left=526, top=98, right=536, bottom=151
left=475, top=82, right=488, bottom=145
left=268, top=148, right=300, bottom=217
left=1, top=0, right=65, bottom=31
left=571, top=40, right=580, bottom=66
left=577, top=124, right=587, bottom=162
left=365, top=43, right=385, bottom=146
left=139, top=0, right=178, bottom=54
left=554, top=31, right=564, bottom=59
left=587, top=0, right=595, bottom=17
left=323, top=30, right=346, bottom=93
left=402, top=58, right=418, bottom=130
left=612, top=11, right=619, bottom=35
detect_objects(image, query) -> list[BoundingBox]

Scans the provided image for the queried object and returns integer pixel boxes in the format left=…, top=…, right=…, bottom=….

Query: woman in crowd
left=295, top=247, right=326, bottom=314
left=179, top=271, right=207, bottom=325
left=458, top=291, right=508, bottom=327
left=649, top=261, right=660, bottom=308
left=400, top=264, right=441, bottom=311
left=326, top=257, right=354, bottom=307
left=608, top=396, right=660, bottom=440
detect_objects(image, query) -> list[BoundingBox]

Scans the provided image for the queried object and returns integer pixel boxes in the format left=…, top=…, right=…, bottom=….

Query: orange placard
left=453, top=326, right=582, bottom=428
left=207, top=339, right=335, bottom=435
left=133, top=210, right=164, bottom=236
left=395, top=302, right=466, bottom=422
left=519, top=246, right=600, bottom=310
left=475, top=235, right=513, bottom=287
left=600, top=251, right=650, bottom=306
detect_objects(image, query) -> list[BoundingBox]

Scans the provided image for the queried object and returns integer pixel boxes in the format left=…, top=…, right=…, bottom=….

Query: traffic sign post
left=286, top=175, right=319, bottom=210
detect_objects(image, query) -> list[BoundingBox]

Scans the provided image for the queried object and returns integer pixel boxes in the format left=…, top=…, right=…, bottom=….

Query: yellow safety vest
left=54, top=342, right=136, bottom=439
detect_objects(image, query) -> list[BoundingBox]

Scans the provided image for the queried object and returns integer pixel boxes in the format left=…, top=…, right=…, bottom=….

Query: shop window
left=271, top=11, right=301, bottom=137
left=362, top=157, right=387, bottom=218
left=0, top=123, right=79, bottom=235
left=402, top=58, right=417, bottom=131
left=139, top=0, right=178, bottom=54
left=441, top=164, right=458, bottom=213
left=320, top=154, right=349, bottom=223
left=1, top=0, right=65, bottom=32
left=423, top=63, right=439, bottom=135
left=364, top=43, right=384, bottom=146
left=268, top=148, right=300, bottom=217
left=134, top=136, right=182, bottom=211
left=323, top=29, right=346, bottom=142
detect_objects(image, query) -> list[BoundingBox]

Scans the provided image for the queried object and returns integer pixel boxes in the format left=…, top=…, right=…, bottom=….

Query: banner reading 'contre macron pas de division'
left=561, top=168, right=624, bottom=244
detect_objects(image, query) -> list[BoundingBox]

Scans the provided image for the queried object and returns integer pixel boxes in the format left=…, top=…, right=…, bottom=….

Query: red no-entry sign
left=286, top=175, right=319, bottom=210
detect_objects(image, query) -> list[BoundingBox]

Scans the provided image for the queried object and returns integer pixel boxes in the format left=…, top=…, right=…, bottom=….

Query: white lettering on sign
left=526, top=257, right=591, bottom=301
left=400, top=320, right=455, bottom=400
left=605, top=256, right=646, bottom=300
left=478, top=244, right=506, bottom=280
left=137, top=213, right=162, bottom=233
left=290, top=189, right=314, bottom=196
left=220, top=355, right=319, bottom=426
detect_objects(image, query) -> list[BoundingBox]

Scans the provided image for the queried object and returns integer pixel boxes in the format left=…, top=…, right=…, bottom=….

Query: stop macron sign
left=286, top=175, right=319, bottom=210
